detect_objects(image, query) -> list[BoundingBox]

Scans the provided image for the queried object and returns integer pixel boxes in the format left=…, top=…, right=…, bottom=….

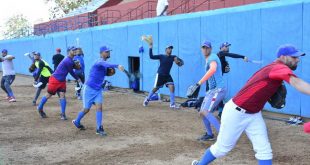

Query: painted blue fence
left=1, top=0, right=310, bottom=117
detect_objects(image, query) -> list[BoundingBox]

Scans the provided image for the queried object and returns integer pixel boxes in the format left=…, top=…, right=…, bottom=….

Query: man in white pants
left=192, top=44, right=310, bottom=165
left=157, top=0, right=169, bottom=16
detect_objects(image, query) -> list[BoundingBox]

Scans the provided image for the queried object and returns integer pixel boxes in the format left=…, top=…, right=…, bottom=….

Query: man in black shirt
left=52, top=48, right=65, bottom=71
left=143, top=41, right=183, bottom=109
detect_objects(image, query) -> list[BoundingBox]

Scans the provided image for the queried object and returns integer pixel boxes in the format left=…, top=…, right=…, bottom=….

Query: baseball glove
left=141, top=35, right=153, bottom=45
left=175, top=57, right=184, bottom=67
left=107, top=67, right=116, bottom=76
left=187, top=83, right=200, bottom=98
left=268, top=83, right=287, bottom=109
left=29, top=63, right=36, bottom=73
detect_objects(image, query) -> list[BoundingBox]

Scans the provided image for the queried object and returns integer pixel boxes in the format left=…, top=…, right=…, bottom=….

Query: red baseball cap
left=56, top=48, right=61, bottom=52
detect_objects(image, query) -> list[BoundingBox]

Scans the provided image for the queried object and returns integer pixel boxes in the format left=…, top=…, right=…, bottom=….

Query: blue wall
left=1, top=0, right=310, bottom=117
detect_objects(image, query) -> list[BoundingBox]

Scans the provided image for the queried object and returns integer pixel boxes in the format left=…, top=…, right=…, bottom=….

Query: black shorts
left=154, top=74, right=174, bottom=88
left=39, top=76, right=50, bottom=89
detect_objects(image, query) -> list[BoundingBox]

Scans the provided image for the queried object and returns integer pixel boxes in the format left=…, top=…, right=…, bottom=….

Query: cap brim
left=201, top=45, right=211, bottom=48
left=291, top=51, right=306, bottom=57
left=166, top=46, right=173, bottom=49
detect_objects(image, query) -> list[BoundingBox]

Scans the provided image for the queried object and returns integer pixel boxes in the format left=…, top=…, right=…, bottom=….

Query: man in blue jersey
left=72, top=46, right=124, bottom=136
left=37, top=46, right=81, bottom=120
left=142, top=39, right=183, bottom=109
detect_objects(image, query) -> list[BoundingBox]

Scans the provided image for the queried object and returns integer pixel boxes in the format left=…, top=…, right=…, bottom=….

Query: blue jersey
left=73, top=55, right=85, bottom=74
left=205, top=53, right=225, bottom=90
left=85, top=58, right=118, bottom=90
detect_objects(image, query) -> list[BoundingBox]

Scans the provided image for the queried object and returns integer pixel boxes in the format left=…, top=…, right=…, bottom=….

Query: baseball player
left=37, top=46, right=81, bottom=120
left=52, top=48, right=65, bottom=71
left=0, top=49, right=16, bottom=102
left=142, top=41, right=183, bottom=109
left=192, top=44, right=310, bottom=165
left=193, top=41, right=227, bottom=142
left=73, top=47, right=85, bottom=100
left=72, top=46, right=124, bottom=136
left=32, top=52, right=53, bottom=106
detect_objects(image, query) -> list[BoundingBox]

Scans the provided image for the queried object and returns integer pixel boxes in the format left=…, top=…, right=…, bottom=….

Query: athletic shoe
left=143, top=97, right=149, bottom=107
left=72, top=120, right=85, bottom=130
left=77, top=96, right=82, bottom=100
left=60, top=113, right=67, bottom=120
left=218, top=112, right=222, bottom=119
left=96, top=126, right=107, bottom=136
left=38, top=110, right=47, bottom=118
left=197, top=133, right=215, bottom=142
left=170, top=104, right=180, bottom=110
left=191, top=160, right=200, bottom=165
left=8, top=97, right=16, bottom=102
left=32, top=101, right=36, bottom=106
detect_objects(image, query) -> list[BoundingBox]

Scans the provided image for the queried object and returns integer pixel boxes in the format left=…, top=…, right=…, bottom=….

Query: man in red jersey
left=192, top=44, right=310, bottom=165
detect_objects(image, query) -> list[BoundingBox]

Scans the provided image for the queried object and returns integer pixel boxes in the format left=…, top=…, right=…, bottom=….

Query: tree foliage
left=3, top=14, right=32, bottom=39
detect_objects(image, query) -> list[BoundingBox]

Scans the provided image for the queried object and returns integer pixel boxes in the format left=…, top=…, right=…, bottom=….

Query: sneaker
left=8, top=97, right=16, bottom=102
left=191, top=160, right=200, bottom=165
left=143, top=97, right=149, bottom=107
left=96, top=126, right=107, bottom=136
left=72, top=120, right=85, bottom=130
left=60, top=113, right=67, bottom=120
left=197, top=133, right=215, bottom=142
left=32, top=101, right=36, bottom=106
left=77, top=96, right=82, bottom=100
left=38, top=110, right=47, bottom=118
left=170, top=104, right=180, bottom=110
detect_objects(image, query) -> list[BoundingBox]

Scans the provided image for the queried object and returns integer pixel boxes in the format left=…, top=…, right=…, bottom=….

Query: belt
left=235, top=107, right=255, bottom=114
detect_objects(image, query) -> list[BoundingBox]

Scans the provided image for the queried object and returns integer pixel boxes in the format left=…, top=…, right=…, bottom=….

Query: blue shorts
left=200, top=88, right=227, bottom=112
left=82, top=85, right=103, bottom=109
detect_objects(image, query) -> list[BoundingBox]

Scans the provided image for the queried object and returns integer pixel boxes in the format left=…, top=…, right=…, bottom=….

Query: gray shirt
left=1, top=55, right=15, bottom=76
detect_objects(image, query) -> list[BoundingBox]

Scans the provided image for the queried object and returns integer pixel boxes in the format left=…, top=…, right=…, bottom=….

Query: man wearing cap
left=0, top=49, right=16, bottom=102
left=192, top=44, right=310, bottom=165
left=191, top=41, right=227, bottom=142
left=32, top=52, right=53, bottom=106
left=72, top=46, right=125, bottom=136
left=52, top=48, right=65, bottom=71
left=215, top=42, right=249, bottom=118
left=37, top=46, right=81, bottom=120
left=143, top=42, right=183, bottom=109
left=73, top=47, right=85, bottom=100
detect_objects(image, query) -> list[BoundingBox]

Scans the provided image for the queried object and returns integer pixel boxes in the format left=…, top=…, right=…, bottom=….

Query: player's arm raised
left=3, top=55, right=15, bottom=60
left=289, top=76, right=310, bottom=95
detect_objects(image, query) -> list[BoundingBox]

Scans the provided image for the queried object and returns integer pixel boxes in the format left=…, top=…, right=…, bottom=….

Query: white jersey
left=156, top=0, right=169, bottom=16
left=1, top=55, right=15, bottom=76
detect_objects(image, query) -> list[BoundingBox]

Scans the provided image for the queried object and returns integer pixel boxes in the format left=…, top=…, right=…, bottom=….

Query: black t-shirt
left=149, top=48, right=176, bottom=76
left=52, top=54, right=65, bottom=70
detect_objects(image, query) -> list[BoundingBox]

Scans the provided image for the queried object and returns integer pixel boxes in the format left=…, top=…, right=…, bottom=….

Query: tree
left=45, top=0, right=92, bottom=20
left=3, top=14, right=32, bottom=39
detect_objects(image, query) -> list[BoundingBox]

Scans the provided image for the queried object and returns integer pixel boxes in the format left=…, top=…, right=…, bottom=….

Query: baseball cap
left=33, top=51, right=41, bottom=56
left=220, top=42, right=231, bottom=49
left=67, top=46, right=77, bottom=52
left=2, top=49, right=8, bottom=53
left=100, top=46, right=112, bottom=53
left=56, top=48, right=61, bottom=52
left=276, top=44, right=306, bottom=58
left=166, top=45, right=174, bottom=49
left=201, top=41, right=212, bottom=48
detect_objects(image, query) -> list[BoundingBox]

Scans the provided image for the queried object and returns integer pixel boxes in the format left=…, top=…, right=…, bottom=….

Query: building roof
left=65, top=0, right=109, bottom=17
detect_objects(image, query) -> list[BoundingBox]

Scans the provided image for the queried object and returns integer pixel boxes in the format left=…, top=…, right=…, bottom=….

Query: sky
left=0, top=0, right=50, bottom=37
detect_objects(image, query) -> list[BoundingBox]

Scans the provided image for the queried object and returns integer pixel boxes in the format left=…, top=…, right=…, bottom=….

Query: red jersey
left=233, top=61, right=296, bottom=113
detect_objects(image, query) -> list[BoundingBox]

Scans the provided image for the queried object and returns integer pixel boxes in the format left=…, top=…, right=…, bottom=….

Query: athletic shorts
left=154, top=74, right=174, bottom=88
left=200, top=88, right=227, bottom=113
left=38, top=76, right=50, bottom=89
left=47, top=76, right=66, bottom=95
left=83, top=85, right=103, bottom=109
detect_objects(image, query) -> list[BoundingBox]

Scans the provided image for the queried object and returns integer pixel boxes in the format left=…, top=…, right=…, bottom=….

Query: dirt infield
left=0, top=74, right=309, bottom=165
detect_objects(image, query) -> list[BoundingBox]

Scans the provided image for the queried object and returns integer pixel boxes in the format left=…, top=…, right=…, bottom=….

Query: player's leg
left=37, top=92, right=52, bottom=118
left=94, top=87, right=106, bottom=136
left=5, top=75, right=16, bottom=101
left=58, top=91, right=67, bottom=120
left=245, top=111, right=272, bottom=165
left=1, top=76, right=9, bottom=98
left=33, top=76, right=48, bottom=106
left=198, top=95, right=215, bottom=141
left=194, top=100, right=250, bottom=164
left=166, top=75, right=177, bottom=108
left=143, top=74, right=161, bottom=106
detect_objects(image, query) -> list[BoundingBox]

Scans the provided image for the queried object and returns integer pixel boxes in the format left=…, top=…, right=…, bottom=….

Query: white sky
left=0, top=0, right=50, bottom=34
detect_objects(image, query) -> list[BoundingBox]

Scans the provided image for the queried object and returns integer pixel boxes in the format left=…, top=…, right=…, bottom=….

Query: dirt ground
left=0, top=74, right=309, bottom=165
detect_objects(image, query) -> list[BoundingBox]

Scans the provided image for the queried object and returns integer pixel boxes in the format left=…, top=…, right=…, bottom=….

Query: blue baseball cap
left=166, top=44, right=174, bottom=49
left=67, top=46, right=78, bottom=52
left=201, top=41, right=212, bottom=48
left=277, top=44, right=305, bottom=58
left=220, top=42, right=231, bottom=49
left=100, top=46, right=112, bottom=53
left=2, top=49, right=8, bottom=53
left=33, top=51, right=41, bottom=56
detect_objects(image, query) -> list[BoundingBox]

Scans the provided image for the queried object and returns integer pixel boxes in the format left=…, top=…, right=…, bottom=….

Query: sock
left=206, top=113, right=220, bottom=132
left=258, top=159, right=272, bottom=165
left=198, top=148, right=216, bottom=165
left=38, top=96, right=48, bottom=111
left=59, top=98, right=66, bottom=114
left=96, top=111, right=103, bottom=130
left=170, top=92, right=175, bottom=105
left=75, top=111, right=85, bottom=124
left=147, top=91, right=155, bottom=100
left=202, top=116, right=213, bottom=136
left=34, top=88, right=42, bottom=102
